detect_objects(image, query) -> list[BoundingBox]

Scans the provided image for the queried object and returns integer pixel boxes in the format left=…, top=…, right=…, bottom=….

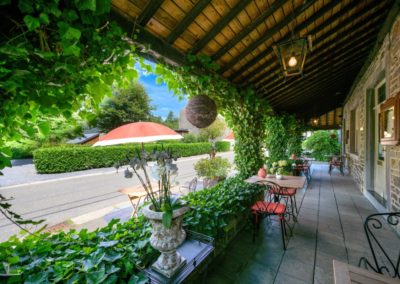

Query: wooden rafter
left=190, top=0, right=253, bottom=54
left=166, top=0, right=212, bottom=44
left=137, top=0, right=164, bottom=26
left=269, top=47, right=372, bottom=107
left=218, top=0, right=316, bottom=74
left=261, top=20, right=382, bottom=101
left=252, top=2, right=386, bottom=90
left=211, top=0, right=286, bottom=61
left=256, top=10, right=384, bottom=95
left=229, top=0, right=343, bottom=82
left=236, top=0, right=377, bottom=85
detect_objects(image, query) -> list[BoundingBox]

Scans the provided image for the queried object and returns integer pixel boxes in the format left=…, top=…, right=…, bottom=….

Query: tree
left=163, top=111, right=179, bottom=129
left=199, top=117, right=227, bottom=141
left=96, top=82, right=154, bottom=132
left=302, top=130, right=340, bottom=161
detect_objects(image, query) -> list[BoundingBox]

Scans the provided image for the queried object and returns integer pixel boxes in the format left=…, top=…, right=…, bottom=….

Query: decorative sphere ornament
left=185, top=95, right=217, bottom=128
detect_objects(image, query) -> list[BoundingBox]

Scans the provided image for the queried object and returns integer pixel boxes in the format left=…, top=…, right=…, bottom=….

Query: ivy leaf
left=39, top=13, right=49, bottom=24
left=65, top=9, right=79, bottom=21
left=25, top=272, right=49, bottom=284
left=58, top=22, right=81, bottom=41
left=95, top=0, right=111, bottom=15
left=128, top=274, right=148, bottom=284
left=86, top=264, right=106, bottom=284
left=75, top=0, right=96, bottom=11
left=18, top=0, right=33, bottom=13
left=24, top=15, right=40, bottom=31
left=63, top=45, right=81, bottom=56
left=38, top=122, right=50, bottom=136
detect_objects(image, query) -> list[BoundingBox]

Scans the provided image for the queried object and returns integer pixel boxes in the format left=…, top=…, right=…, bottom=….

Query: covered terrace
left=109, top=0, right=400, bottom=283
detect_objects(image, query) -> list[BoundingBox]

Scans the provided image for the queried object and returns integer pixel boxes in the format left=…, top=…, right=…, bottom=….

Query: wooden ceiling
left=111, top=0, right=395, bottom=119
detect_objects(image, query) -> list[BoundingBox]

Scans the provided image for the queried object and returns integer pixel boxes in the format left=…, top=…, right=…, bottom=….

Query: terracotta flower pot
left=142, top=204, right=190, bottom=278
left=258, top=167, right=267, bottom=178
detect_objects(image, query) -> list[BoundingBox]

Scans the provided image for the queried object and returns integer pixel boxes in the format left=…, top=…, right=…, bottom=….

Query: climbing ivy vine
left=153, top=56, right=271, bottom=177
left=265, top=113, right=305, bottom=161
left=0, top=0, right=140, bottom=173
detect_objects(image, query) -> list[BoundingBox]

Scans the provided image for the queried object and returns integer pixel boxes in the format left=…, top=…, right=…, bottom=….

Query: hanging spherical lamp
left=185, top=95, right=217, bottom=128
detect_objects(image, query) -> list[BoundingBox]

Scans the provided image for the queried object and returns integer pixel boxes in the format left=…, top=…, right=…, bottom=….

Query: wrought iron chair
left=358, top=212, right=400, bottom=279
left=329, top=155, right=344, bottom=175
left=251, top=181, right=291, bottom=250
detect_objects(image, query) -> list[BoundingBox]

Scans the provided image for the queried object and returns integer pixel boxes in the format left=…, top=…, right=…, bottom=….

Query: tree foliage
left=163, top=111, right=179, bottom=130
left=302, top=130, right=340, bottom=161
left=0, top=0, right=139, bottom=173
left=199, top=116, right=227, bottom=141
left=96, top=82, right=154, bottom=132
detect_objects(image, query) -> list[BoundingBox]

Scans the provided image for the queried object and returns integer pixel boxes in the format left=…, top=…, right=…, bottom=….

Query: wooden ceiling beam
left=267, top=52, right=369, bottom=109
left=111, top=9, right=187, bottom=66
left=218, top=0, right=316, bottom=74
left=229, top=0, right=343, bottom=82
left=211, top=0, right=286, bottom=61
left=279, top=58, right=365, bottom=106
left=190, top=0, right=253, bottom=54
left=269, top=48, right=371, bottom=107
left=251, top=4, right=385, bottom=89
left=275, top=58, right=367, bottom=110
left=166, top=0, right=212, bottom=44
left=261, top=34, right=376, bottom=103
left=261, top=24, right=380, bottom=100
left=137, top=0, right=164, bottom=26
left=237, top=0, right=382, bottom=86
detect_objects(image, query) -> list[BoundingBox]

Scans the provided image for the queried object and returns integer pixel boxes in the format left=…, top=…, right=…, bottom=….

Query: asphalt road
left=0, top=152, right=234, bottom=241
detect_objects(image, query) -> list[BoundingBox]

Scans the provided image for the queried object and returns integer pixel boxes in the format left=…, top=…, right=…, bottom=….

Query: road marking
left=0, top=152, right=234, bottom=190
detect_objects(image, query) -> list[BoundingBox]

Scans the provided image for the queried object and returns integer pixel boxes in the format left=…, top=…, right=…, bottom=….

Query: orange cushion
left=251, top=201, right=286, bottom=215
left=272, top=187, right=296, bottom=196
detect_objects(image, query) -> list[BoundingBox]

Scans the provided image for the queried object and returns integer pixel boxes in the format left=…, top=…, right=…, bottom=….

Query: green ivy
left=0, top=0, right=140, bottom=173
left=265, top=114, right=305, bottom=162
left=153, top=58, right=271, bottom=178
left=0, top=177, right=262, bottom=283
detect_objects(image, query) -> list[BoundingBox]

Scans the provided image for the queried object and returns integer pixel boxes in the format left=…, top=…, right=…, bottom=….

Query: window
left=350, top=108, right=359, bottom=154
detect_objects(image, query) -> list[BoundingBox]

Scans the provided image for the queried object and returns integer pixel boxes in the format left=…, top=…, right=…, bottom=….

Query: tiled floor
left=205, top=163, right=398, bottom=284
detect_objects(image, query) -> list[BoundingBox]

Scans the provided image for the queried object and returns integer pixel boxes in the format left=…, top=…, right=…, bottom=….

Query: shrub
left=194, top=157, right=231, bottom=179
left=33, top=141, right=230, bottom=173
left=302, top=130, right=340, bottom=161
left=0, top=177, right=262, bottom=283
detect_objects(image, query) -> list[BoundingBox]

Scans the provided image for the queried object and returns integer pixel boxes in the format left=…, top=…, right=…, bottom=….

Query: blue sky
left=136, top=62, right=187, bottom=120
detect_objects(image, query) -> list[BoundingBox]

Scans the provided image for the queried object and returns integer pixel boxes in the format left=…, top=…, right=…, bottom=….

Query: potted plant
left=268, top=160, right=289, bottom=179
left=194, top=156, right=231, bottom=188
left=117, top=148, right=189, bottom=278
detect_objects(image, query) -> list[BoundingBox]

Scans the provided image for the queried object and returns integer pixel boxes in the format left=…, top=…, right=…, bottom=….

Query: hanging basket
left=185, top=95, right=217, bottom=128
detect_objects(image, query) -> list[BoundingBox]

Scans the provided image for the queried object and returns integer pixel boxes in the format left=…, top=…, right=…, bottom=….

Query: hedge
left=33, top=141, right=230, bottom=173
left=0, top=177, right=262, bottom=283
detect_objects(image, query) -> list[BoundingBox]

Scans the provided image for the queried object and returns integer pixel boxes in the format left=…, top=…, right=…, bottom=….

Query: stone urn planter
left=142, top=204, right=190, bottom=278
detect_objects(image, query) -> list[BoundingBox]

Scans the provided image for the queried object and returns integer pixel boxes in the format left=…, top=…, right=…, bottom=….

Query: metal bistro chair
left=251, top=181, right=291, bottom=250
left=358, top=212, right=400, bottom=279
left=329, top=155, right=344, bottom=175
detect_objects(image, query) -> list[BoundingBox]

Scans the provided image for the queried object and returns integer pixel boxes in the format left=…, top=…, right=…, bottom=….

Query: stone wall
left=343, top=14, right=400, bottom=211
left=387, top=15, right=400, bottom=211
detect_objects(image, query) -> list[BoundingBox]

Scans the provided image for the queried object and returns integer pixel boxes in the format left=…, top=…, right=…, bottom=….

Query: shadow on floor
left=205, top=164, right=395, bottom=284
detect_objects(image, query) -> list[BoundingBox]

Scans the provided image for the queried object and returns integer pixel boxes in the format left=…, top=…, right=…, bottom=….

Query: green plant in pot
left=118, top=148, right=189, bottom=278
left=194, top=156, right=231, bottom=188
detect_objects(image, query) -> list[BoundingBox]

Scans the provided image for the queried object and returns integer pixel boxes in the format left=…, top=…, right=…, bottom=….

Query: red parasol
left=93, top=122, right=183, bottom=146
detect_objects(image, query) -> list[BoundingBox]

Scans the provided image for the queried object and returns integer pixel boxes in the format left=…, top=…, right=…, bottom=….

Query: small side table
left=142, top=231, right=214, bottom=284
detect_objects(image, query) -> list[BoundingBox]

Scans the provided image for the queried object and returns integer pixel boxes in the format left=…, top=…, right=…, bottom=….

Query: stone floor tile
left=205, top=164, right=392, bottom=284
left=278, top=257, right=314, bottom=283
left=273, top=272, right=310, bottom=284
